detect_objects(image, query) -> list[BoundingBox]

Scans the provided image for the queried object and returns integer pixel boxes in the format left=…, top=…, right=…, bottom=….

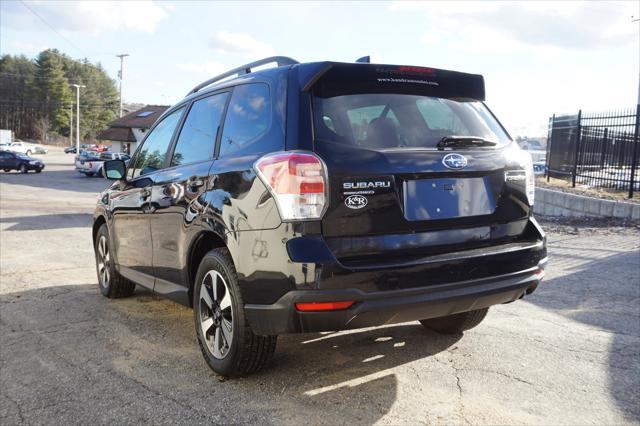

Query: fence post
left=546, top=114, right=555, bottom=182
left=571, top=110, right=583, bottom=188
left=629, top=104, right=640, bottom=198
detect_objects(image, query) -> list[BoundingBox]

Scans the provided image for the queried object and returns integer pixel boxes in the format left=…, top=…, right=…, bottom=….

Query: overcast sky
left=1, top=0, right=638, bottom=136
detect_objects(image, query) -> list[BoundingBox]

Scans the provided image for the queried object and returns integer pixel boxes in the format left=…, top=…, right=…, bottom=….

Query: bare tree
left=34, top=116, right=50, bottom=144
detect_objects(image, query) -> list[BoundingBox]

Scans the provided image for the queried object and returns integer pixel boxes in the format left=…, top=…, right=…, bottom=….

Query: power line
left=18, top=0, right=87, bottom=57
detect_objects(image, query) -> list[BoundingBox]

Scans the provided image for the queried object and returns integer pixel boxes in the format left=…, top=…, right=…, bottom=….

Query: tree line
left=0, top=49, right=119, bottom=142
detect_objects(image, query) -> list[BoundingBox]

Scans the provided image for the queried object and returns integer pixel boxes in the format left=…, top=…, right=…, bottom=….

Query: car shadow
left=0, top=213, right=92, bottom=231
left=528, top=245, right=640, bottom=422
left=0, top=283, right=460, bottom=424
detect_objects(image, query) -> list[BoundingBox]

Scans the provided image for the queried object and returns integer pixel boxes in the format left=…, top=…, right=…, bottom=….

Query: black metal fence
left=546, top=105, right=640, bottom=198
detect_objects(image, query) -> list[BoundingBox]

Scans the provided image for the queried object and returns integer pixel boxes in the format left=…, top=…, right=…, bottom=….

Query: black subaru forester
left=95, top=57, right=547, bottom=377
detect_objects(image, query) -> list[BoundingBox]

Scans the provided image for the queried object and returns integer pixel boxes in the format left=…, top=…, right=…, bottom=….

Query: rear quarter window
left=219, top=83, right=281, bottom=157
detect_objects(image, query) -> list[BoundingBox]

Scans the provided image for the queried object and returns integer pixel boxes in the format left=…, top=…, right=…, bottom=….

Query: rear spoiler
left=296, top=62, right=485, bottom=101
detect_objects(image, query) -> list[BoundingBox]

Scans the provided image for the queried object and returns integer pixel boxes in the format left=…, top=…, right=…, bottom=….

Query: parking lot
left=0, top=148, right=638, bottom=424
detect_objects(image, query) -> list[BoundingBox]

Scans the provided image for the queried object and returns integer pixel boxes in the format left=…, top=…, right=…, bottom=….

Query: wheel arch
left=187, top=231, right=228, bottom=307
left=92, top=215, right=107, bottom=248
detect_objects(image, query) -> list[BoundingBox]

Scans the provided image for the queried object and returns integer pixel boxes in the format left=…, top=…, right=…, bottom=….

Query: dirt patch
left=537, top=176, right=640, bottom=204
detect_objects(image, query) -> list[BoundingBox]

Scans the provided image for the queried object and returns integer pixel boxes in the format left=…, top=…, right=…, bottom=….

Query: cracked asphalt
left=1, top=149, right=639, bottom=424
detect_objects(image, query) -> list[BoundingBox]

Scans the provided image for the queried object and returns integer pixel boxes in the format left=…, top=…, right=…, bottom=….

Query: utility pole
left=116, top=53, right=130, bottom=117
left=633, top=15, right=640, bottom=106
left=69, top=104, right=73, bottom=148
left=71, top=84, right=86, bottom=155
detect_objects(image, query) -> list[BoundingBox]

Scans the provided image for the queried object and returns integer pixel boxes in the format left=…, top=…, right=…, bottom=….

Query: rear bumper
left=245, top=257, right=546, bottom=335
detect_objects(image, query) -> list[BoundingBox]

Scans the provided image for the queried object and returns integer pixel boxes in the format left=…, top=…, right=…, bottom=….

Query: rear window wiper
left=436, top=136, right=498, bottom=150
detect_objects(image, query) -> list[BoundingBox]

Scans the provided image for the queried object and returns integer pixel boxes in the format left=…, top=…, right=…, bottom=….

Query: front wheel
left=86, top=172, right=94, bottom=177
left=19, top=164, right=27, bottom=174
left=94, top=224, right=135, bottom=298
left=26, top=150, right=32, bottom=156
left=35, top=169, right=42, bottom=173
left=193, top=248, right=277, bottom=377
left=420, top=308, right=489, bottom=334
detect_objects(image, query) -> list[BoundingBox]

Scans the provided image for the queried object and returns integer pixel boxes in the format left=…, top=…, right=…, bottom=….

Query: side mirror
left=103, top=159, right=126, bottom=180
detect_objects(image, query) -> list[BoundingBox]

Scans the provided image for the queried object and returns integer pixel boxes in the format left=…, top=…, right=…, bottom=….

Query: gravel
left=1, top=150, right=639, bottom=424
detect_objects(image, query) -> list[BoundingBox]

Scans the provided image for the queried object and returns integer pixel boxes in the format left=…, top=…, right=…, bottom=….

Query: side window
left=129, top=108, right=184, bottom=179
left=219, top=84, right=272, bottom=157
left=171, top=92, right=228, bottom=167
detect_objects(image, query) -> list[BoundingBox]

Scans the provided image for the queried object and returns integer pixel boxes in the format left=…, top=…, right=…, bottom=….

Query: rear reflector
left=295, top=301, right=354, bottom=312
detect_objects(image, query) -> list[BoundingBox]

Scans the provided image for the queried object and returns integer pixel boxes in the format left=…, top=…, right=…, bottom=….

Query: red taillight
left=255, top=152, right=327, bottom=220
left=295, top=301, right=354, bottom=312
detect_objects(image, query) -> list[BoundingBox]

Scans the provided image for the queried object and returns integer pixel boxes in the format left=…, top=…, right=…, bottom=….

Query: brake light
left=255, top=151, right=328, bottom=221
left=295, top=301, right=354, bottom=311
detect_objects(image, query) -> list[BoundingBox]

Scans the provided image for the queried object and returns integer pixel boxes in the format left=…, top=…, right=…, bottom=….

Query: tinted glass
left=313, top=94, right=510, bottom=149
left=219, top=84, right=271, bottom=157
left=172, top=92, right=228, bottom=167
left=130, top=108, right=184, bottom=178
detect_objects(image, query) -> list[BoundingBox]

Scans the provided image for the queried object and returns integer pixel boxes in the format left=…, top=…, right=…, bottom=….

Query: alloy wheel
left=199, top=270, right=233, bottom=359
left=97, top=235, right=110, bottom=288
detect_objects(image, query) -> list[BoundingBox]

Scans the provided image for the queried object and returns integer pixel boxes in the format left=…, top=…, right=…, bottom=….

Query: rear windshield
left=312, top=94, right=510, bottom=149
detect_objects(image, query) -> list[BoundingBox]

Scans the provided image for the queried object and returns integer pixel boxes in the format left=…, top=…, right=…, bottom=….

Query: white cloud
left=209, top=31, right=275, bottom=58
left=392, top=1, right=636, bottom=51
left=4, top=0, right=168, bottom=35
left=176, top=61, right=227, bottom=75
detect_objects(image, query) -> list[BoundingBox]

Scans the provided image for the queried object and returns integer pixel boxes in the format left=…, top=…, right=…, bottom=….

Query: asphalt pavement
left=1, top=149, right=638, bottom=424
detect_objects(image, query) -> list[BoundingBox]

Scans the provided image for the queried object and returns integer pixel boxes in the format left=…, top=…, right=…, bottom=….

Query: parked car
left=76, top=152, right=130, bottom=177
left=65, top=144, right=90, bottom=154
left=95, top=57, right=546, bottom=377
left=2, top=142, right=34, bottom=156
left=34, top=146, right=49, bottom=154
left=0, top=150, right=44, bottom=173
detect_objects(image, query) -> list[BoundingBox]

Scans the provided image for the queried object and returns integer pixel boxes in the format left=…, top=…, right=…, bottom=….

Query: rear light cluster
left=506, top=147, right=535, bottom=206
left=255, top=151, right=328, bottom=221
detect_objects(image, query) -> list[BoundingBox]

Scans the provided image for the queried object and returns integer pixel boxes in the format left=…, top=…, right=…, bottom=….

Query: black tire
left=19, top=164, right=27, bottom=174
left=98, top=167, right=104, bottom=178
left=86, top=172, right=94, bottom=177
left=26, top=150, right=32, bottom=156
left=35, top=169, right=42, bottom=173
left=193, top=248, right=277, bottom=377
left=94, top=224, right=135, bottom=298
left=3, top=169, right=10, bottom=172
left=420, top=308, right=489, bottom=334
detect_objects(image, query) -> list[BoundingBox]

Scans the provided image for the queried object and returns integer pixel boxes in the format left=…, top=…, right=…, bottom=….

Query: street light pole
left=116, top=53, right=130, bottom=117
left=71, top=84, right=85, bottom=155
left=69, top=104, right=73, bottom=147
left=633, top=15, right=640, bottom=106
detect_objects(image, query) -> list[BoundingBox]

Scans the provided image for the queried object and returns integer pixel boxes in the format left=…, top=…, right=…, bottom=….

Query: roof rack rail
left=187, top=56, right=299, bottom=96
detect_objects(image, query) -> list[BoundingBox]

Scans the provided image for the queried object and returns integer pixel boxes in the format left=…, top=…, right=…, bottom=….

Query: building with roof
left=96, top=105, right=169, bottom=154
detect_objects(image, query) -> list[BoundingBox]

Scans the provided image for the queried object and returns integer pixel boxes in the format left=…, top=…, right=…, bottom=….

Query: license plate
left=403, top=178, right=496, bottom=221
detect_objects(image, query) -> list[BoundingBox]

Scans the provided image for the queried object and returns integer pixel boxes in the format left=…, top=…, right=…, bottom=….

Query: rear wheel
left=95, top=224, right=135, bottom=298
left=193, top=248, right=277, bottom=377
left=19, top=164, right=27, bottom=174
left=420, top=308, right=489, bottom=334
